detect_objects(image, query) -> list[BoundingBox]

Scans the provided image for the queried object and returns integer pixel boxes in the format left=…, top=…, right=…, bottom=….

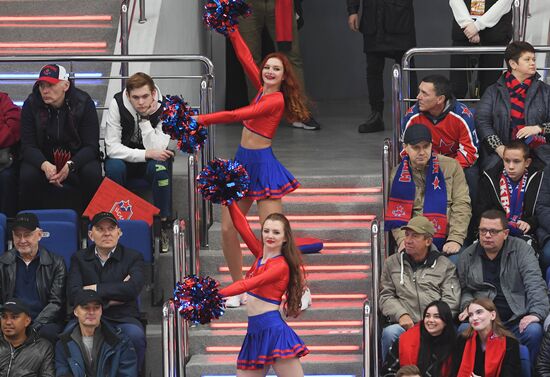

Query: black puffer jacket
left=537, top=327, right=550, bottom=377
left=0, top=328, right=55, bottom=377
left=346, top=0, right=416, bottom=53
left=475, top=73, right=550, bottom=169
left=0, top=247, right=67, bottom=327
left=20, top=82, right=100, bottom=170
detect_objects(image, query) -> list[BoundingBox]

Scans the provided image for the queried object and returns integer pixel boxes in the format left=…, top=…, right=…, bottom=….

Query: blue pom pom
left=197, top=158, right=250, bottom=206
left=161, top=95, right=208, bottom=154
left=173, top=275, right=225, bottom=324
left=203, top=0, right=251, bottom=36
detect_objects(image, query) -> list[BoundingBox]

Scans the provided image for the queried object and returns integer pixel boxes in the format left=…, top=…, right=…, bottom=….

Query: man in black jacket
left=0, top=212, right=66, bottom=344
left=0, top=298, right=55, bottom=376
left=347, top=0, right=416, bottom=133
left=67, top=211, right=146, bottom=371
left=19, top=64, right=102, bottom=213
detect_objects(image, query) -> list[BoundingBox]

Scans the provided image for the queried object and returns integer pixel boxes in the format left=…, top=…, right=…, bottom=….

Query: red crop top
left=196, top=29, right=284, bottom=140
left=218, top=204, right=289, bottom=305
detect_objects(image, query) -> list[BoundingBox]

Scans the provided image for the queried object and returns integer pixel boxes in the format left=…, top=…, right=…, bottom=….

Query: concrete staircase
left=183, top=175, right=381, bottom=376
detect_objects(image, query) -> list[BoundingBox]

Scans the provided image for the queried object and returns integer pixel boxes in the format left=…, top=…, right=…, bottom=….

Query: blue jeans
left=508, top=321, right=543, bottom=367
left=540, top=241, right=550, bottom=274
left=105, top=158, right=172, bottom=218
left=381, top=324, right=405, bottom=362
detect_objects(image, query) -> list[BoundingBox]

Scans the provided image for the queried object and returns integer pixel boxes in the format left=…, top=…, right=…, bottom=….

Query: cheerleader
left=218, top=203, right=309, bottom=375
left=195, top=25, right=310, bottom=307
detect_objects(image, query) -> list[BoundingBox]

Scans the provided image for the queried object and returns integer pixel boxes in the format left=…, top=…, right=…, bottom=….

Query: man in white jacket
left=449, top=0, right=514, bottom=98
left=104, top=72, right=177, bottom=251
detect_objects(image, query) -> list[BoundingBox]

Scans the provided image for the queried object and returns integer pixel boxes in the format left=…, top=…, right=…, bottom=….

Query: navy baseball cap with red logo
left=36, top=64, right=70, bottom=84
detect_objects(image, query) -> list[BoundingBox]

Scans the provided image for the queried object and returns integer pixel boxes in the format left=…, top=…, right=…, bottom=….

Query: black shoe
left=358, top=112, right=384, bottom=133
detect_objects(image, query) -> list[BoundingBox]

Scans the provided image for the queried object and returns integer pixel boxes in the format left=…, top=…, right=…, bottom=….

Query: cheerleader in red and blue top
left=194, top=27, right=310, bottom=304
left=218, top=203, right=309, bottom=375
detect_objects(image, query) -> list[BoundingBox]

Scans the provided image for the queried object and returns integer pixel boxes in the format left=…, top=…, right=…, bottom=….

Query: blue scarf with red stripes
left=505, top=71, right=546, bottom=148
left=385, top=154, right=447, bottom=249
left=499, top=169, right=528, bottom=236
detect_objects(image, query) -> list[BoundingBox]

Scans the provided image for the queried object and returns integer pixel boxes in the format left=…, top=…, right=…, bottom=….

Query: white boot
left=300, top=288, right=312, bottom=311
left=225, top=294, right=241, bottom=308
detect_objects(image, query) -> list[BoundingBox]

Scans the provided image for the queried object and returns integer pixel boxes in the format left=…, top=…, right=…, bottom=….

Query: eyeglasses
left=478, top=228, right=506, bottom=236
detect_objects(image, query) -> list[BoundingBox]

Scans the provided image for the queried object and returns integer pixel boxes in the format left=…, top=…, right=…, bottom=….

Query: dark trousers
left=0, top=164, right=18, bottom=216
left=366, top=51, right=417, bottom=114
left=450, top=39, right=506, bottom=99
left=19, top=160, right=102, bottom=213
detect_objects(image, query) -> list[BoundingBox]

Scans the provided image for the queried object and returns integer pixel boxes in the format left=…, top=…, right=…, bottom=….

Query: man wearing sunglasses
left=457, top=208, right=549, bottom=366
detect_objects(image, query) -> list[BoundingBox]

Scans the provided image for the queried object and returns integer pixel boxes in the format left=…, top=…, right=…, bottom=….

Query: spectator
left=0, top=213, right=66, bottom=344
left=536, top=164, right=550, bottom=277
left=379, top=216, right=460, bottom=361
left=402, top=74, right=479, bottom=204
left=0, top=298, right=55, bottom=376
left=457, top=209, right=549, bottom=366
left=237, top=0, right=320, bottom=130
left=19, top=64, right=102, bottom=213
left=396, top=365, right=422, bottom=377
left=453, top=298, right=520, bottom=377
left=385, top=124, right=471, bottom=258
left=536, top=325, right=550, bottom=377
left=55, top=289, right=137, bottom=377
left=104, top=72, right=176, bottom=252
left=476, top=41, right=550, bottom=171
left=347, top=0, right=416, bottom=133
left=67, top=211, right=146, bottom=371
left=382, top=300, right=456, bottom=377
left=0, top=91, right=20, bottom=217
left=449, top=0, right=513, bottom=98
left=476, top=140, right=544, bottom=266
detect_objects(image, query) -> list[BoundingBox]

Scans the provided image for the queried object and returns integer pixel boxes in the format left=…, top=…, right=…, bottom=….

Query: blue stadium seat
left=19, top=209, right=79, bottom=268
left=118, top=219, right=153, bottom=263
left=0, top=213, right=6, bottom=253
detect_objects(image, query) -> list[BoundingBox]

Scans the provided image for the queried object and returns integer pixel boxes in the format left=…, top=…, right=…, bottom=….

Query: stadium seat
left=0, top=213, right=6, bottom=253
left=19, top=209, right=79, bottom=268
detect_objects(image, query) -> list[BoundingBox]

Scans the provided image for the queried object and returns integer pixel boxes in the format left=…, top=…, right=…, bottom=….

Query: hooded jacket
left=380, top=247, right=460, bottom=323
left=105, top=86, right=174, bottom=163
left=458, top=237, right=549, bottom=322
left=55, top=320, right=137, bottom=377
left=0, top=247, right=66, bottom=328
left=0, top=328, right=55, bottom=377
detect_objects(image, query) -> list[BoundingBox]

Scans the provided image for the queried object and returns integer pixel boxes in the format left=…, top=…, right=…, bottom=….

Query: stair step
left=188, top=327, right=362, bottom=353
left=185, top=353, right=362, bottom=376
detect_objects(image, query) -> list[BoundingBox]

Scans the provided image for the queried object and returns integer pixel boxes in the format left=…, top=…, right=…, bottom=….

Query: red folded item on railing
left=83, top=177, right=160, bottom=225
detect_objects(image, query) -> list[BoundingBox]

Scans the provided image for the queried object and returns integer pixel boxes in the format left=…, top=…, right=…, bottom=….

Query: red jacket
left=0, top=92, right=21, bottom=148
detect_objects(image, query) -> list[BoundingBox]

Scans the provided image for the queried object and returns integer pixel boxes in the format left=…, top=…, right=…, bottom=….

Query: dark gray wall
left=299, top=0, right=454, bottom=100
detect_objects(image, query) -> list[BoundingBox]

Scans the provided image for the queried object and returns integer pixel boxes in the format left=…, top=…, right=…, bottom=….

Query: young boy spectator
left=477, top=140, right=544, bottom=266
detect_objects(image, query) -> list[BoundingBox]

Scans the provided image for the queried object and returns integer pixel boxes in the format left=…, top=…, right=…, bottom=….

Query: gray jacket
left=458, top=237, right=549, bottom=322
left=475, top=73, right=550, bottom=170
left=379, top=247, right=461, bottom=323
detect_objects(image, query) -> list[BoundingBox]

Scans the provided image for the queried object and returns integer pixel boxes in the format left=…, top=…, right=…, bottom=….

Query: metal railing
left=120, top=0, right=130, bottom=85
left=187, top=155, right=200, bottom=275
left=513, top=0, right=530, bottom=42
left=163, top=219, right=190, bottom=377
left=363, top=219, right=382, bottom=377
left=381, top=139, right=392, bottom=259
left=138, top=0, right=147, bottom=24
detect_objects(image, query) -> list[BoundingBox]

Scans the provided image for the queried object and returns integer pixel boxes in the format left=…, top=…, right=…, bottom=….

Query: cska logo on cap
left=110, top=200, right=133, bottom=220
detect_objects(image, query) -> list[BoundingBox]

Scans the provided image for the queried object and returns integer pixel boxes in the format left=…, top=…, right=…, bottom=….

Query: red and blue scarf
left=505, top=71, right=546, bottom=148
left=385, top=153, right=448, bottom=249
left=499, top=169, right=528, bottom=236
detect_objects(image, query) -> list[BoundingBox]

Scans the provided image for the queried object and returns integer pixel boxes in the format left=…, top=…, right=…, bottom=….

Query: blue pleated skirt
left=235, top=145, right=300, bottom=201
left=237, top=310, right=309, bottom=370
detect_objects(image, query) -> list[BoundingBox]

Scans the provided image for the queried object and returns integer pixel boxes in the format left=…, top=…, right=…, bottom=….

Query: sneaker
left=240, top=293, right=248, bottom=305
left=302, top=117, right=321, bottom=130
left=161, top=221, right=171, bottom=253
left=358, top=112, right=384, bottom=133
left=225, top=294, right=241, bottom=308
left=291, top=121, right=305, bottom=129
left=300, top=287, right=312, bottom=311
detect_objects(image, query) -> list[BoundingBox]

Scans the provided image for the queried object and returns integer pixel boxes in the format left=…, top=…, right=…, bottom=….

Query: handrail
left=138, top=0, right=147, bottom=24
left=512, top=0, right=530, bottom=41
left=369, top=219, right=382, bottom=376
left=382, top=139, right=392, bottom=259
left=362, top=300, right=371, bottom=377
left=120, top=0, right=130, bottom=87
left=390, top=65, right=401, bottom=165
left=162, top=300, right=177, bottom=377
left=174, top=219, right=189, bottom=376
left=187, top=155, right=200, bottom=276
left=199, top=76, right=214, bottom=246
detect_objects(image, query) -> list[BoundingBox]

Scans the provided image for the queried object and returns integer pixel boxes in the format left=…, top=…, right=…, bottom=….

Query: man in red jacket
left=0, top=92, right=21, bottom=216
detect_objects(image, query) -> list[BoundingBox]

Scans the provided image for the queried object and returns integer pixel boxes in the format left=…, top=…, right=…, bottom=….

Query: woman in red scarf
left=453, top=298, right=520, bottom=377
left=381, top=301, right=456, bottom=377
